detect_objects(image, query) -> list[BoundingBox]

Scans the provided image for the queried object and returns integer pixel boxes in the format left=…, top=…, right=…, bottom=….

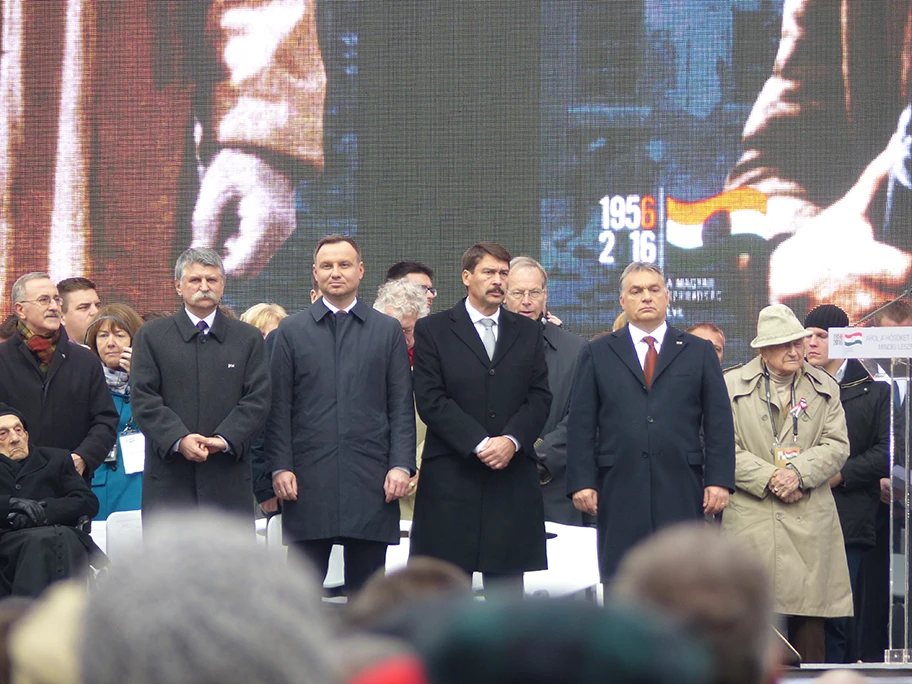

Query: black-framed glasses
left=424, top=286, right=438, bottom=296
left=18, top=295, right=63, bottom=308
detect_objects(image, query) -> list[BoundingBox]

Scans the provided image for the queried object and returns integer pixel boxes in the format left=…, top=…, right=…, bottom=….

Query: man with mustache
left=410, top=243, right=552, bottom=597
left=130, top=248, right=271, bottom=518
left=0, top=273, right=117, bottom=482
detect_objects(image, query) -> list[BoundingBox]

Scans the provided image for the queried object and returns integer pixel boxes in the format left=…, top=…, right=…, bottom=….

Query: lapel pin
left=228, top=363, right=236, bottom=369
left=676, top=340, right=683, bottom=345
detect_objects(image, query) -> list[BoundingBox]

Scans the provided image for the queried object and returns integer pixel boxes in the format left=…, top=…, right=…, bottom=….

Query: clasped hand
left=769, top=468, right=802, bottom=503
left=477, top=436, right=515, bottom=470
left=7, top=498, right=47, bottom=530
left=179, top=434, right=228, bottom=462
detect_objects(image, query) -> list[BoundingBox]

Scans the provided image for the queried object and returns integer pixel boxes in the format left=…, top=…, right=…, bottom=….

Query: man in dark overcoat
left=265, top=235, right=415, bottom=592
left=504, top=256, right=587, bottom=526
left=131, top=248, right=271, bottom=518
left=410, top=243, right=552, bottom=596
left=567, top=262, right=735, bottom=581
left=0, top=272, right=117, bottom=482
left=0, top=404, right=101, bottom=596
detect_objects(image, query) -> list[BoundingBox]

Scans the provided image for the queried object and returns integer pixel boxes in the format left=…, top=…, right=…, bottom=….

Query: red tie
left=643, top=336, right=657, bottom=389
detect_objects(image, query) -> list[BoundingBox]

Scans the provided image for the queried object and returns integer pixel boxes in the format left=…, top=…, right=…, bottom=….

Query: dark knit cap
left=804, top=304, right=849, bottom=331
left=0, top=403, right=27, bottom=431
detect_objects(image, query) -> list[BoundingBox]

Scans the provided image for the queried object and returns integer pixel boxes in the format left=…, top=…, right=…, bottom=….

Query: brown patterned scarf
left=18, top=321, right=60, bottom=374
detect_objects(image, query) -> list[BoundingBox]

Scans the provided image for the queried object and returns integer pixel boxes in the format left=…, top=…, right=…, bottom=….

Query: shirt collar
left=465, top=298, right=501, bottom=325
left=834, top=360, right=849, bottom=383
left=184, top=308, right=217, bottom=330
left=628, top=321, right=667, bottom=346
left=322, top=296, right=358, bottom=314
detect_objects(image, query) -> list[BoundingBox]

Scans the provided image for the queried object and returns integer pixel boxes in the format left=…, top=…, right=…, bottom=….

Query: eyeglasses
left=506, top=289, right=545, bottom=300
left=423, top=286, right=438, bottom=296
left=18, top=295, right=63, bottom=308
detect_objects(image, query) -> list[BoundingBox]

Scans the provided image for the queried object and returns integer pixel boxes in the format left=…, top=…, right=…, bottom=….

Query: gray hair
left=509, top=256, right=548, bottom=288
left=11, top=272, right=52, bottom=306
left=373, top=278, right=429, bottom=320
left=81, top=512, right=336, bottom=684
left=612, top=523, right=774, bottom=684
left=174, top=248, right=225, bottom=281
left=619, top=262, right=665, bottom=295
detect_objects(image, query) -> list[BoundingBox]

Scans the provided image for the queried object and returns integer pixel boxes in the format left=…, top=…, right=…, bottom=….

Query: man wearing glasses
left=0, top=273, right=117, bottom=482
left=504, top=257, right=587, bottom=526
left=385, top=261, right=437, bottom=312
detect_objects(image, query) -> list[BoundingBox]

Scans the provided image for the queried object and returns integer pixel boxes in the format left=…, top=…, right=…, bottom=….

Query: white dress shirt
left=833, top=360, right=848, bottom=383
left=322, top=296, right=358, bottom=314
left=184, top=308, right=217, bottom=333
left=465, top=298, right=501, bottom=341
left=628, top=321, right=668, bottom=369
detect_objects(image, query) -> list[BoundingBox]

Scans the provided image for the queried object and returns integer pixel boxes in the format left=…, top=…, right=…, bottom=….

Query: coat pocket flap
left=686, top=451, right=704, bottom=465
left=597, top=452, right=616, bottom=467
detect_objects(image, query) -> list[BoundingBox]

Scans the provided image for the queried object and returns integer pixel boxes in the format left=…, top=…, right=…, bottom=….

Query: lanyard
left=763, top=366, right=798, bottom=446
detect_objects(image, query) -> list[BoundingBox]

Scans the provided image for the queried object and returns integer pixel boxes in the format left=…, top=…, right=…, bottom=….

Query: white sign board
left=828, top=327, right=912, bottom=359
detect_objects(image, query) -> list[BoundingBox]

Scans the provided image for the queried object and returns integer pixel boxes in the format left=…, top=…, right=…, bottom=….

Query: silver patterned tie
left=480, top=318, right=496, bottom=361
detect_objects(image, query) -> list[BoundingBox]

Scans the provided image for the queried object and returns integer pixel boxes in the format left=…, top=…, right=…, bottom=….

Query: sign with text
left=829, top=327, right=912, bottom=359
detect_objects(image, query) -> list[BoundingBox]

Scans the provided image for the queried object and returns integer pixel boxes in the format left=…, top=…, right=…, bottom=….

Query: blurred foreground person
left=722, top=304, right=851, bottom=663
left=344, top=557, right=472, bottom=632
left=613, top=523, right=779, bottom=684
left=80, top=512, right=336, bottom=684
left=419, top=599, right=711, bottom=684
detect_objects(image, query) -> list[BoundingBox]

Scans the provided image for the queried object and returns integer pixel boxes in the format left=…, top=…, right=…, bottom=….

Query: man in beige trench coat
left=722, top=304, right=852, bottom=664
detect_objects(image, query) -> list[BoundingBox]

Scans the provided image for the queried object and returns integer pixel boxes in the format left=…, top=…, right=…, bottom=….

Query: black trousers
left=0, top=526, right=88, bottom=597
left=291, top=538, right=387, bottom=594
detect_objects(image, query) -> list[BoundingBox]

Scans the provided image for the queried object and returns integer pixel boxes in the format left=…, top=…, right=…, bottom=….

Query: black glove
left=7, top=498, right=47, bottom=529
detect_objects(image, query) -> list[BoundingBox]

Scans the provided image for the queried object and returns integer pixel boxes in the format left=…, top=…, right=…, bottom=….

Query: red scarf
left=19, top=321, right=59, bottom=373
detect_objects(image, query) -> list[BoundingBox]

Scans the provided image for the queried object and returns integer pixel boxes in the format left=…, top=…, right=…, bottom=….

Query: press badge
left=773, top=445, right=801, bottom=469
left=119, top=433, right=146, bottom=474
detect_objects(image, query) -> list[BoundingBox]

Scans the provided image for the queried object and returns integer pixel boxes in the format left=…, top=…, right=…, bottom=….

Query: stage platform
left=783, top=664, right=912, bottom=681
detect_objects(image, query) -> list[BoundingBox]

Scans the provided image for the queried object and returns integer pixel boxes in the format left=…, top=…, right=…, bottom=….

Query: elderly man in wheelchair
left=0, top=403, right=102, bottom=596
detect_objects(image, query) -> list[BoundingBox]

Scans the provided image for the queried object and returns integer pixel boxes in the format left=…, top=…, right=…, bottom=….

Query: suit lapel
left=492, top=311, right=520, bottom=366
left=449, top=301, right=493, bottom=367
left=208, top=310, right=227, bottom=342
left=651, top=327, right=686, bottom=386
left=174, top=309, right=200, bottom=342
left=17, top=448, right=49, bottom=480
left=13, top=336, right=43, bottom=379
left=607, top=329, right=646, bottom=386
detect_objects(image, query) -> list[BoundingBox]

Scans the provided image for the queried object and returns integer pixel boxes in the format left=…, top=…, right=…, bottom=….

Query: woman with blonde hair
left=240, top=303, right=288, bottom=338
